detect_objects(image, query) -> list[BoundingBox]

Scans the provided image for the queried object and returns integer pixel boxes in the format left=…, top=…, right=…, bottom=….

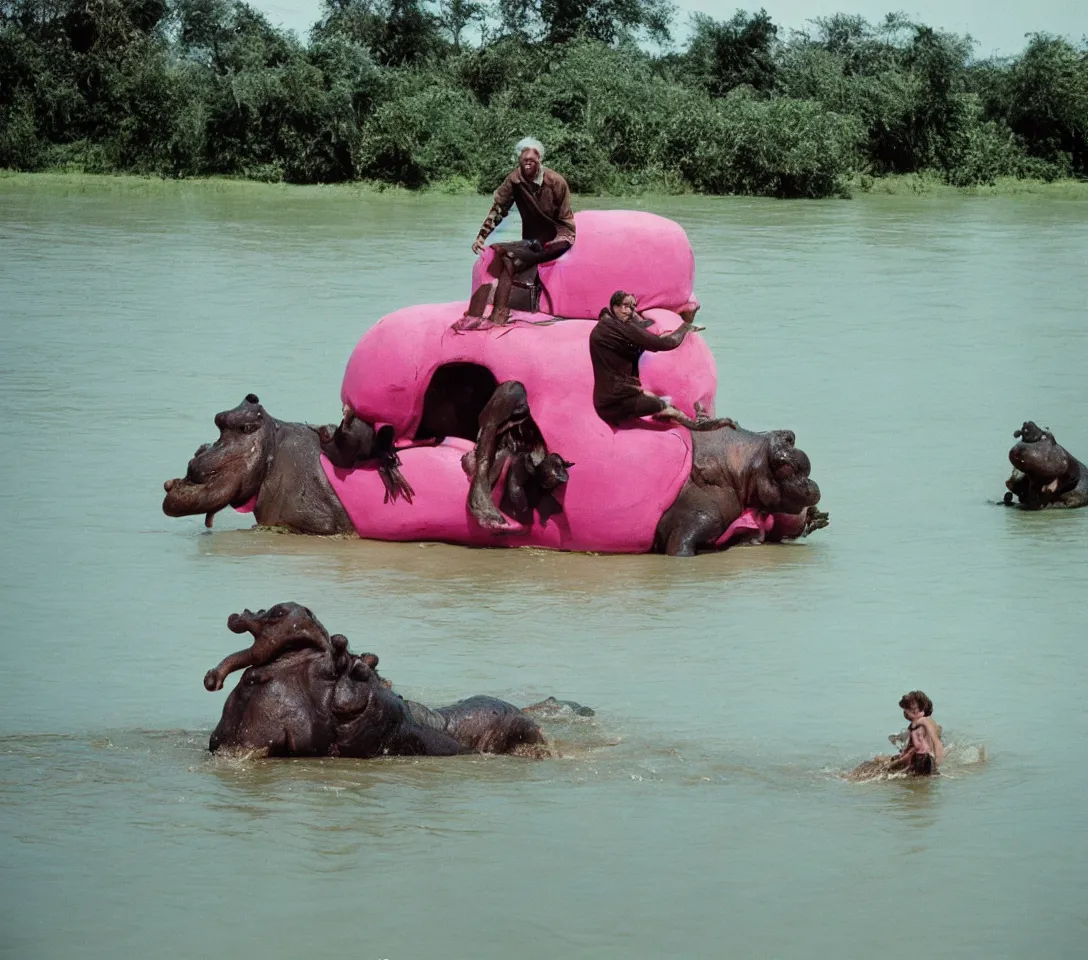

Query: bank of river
left=4, top=167, right=1088, bottom=201
left=1, top=180, right=1086, bottom=958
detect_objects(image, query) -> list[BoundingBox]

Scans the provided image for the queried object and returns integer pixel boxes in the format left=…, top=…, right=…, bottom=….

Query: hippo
left=162, top=393, right=356, bottom=535
left=1003, top=421, right=1088, bottom=509
left=654, top=425, right=827, bottom=556
left=207, top=603, right=557, bottom=758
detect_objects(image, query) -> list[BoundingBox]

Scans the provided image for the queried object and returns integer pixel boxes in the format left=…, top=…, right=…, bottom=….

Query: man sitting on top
left=455, top=137, right=576, bottom=330
left=589, top=291, right=737, bottom=431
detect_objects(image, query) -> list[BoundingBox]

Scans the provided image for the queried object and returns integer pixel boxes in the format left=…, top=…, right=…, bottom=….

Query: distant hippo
left=1003, top=421, right=1088, bottom=509
left=206, top=603, right=587, bottom=760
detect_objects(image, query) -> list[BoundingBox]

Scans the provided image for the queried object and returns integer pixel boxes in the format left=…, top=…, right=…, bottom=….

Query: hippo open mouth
left=162, top=394, right=269, bottom=527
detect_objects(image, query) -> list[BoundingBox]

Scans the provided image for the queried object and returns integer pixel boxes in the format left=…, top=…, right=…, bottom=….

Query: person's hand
left=472, top=237, right=485, bottom=256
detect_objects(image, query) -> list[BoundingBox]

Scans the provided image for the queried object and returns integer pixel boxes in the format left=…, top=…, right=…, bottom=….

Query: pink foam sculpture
left=323, top=302, right=717, bottom=552
left=471, top=210, right=700, bottom=320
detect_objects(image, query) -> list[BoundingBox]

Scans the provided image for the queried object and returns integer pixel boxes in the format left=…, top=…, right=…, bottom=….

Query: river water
left=1, top=179, right=1086, bottom=958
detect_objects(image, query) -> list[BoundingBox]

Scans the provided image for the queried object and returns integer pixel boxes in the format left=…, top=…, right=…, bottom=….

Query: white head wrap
left=514, top=137, right=545, bottom=162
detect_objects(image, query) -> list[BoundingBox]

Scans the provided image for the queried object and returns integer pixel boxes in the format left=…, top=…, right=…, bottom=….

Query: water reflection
left=195, top=526, right=823, bottom=596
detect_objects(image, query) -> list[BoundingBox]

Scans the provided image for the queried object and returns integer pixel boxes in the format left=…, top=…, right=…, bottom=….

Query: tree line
left=1, top=0, right=1085, bottom=197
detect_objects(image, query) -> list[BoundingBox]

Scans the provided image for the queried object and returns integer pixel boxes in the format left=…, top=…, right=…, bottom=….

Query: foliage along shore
left=4, top=168, right=1088, bottom=202
left=1, top=1, right=1086, bottom=200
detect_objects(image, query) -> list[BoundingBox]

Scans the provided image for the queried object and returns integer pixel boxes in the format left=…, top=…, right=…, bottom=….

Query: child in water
left=889, top=690, right=944, bottom=776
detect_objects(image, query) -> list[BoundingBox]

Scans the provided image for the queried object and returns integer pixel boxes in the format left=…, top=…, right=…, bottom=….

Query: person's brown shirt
left=492, top=167, right=576, bottom=245
left=589, top=311, right=688, bottom=417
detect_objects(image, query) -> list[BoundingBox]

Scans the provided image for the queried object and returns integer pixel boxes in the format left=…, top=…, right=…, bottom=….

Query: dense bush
left=2, top=1, right=1086, bottom=195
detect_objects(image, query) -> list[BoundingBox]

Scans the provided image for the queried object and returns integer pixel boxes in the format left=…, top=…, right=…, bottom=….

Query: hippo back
left=472, top=210, right=698, bottom=320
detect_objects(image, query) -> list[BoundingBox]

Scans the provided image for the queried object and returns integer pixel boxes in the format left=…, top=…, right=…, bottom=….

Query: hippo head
left=228, top=602, right=333, bottom=656
left=207, top=607, right=337, bottom=757
left=536, top=453, right=575, bottom=490
left=1009, top=422, right=1072, bottom=483
left=761, top=430, right=821, bottom=514
left=163, top=394, right=274, bottom=527
left=1005, top=421, right=1079, bottom=505
left=207, top=604, right=394, bottom=756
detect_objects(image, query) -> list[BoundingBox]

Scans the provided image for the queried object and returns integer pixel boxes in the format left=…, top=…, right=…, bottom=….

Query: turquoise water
left=1, top=181, right=1086, bottom=958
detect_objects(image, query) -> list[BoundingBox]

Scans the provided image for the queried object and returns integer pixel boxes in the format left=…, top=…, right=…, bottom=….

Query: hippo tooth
left=1044, top=479, right=1059, bottom=493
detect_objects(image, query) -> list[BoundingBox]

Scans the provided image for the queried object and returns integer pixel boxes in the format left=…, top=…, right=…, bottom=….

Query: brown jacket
left=589, top=310, right=690, bottom=424
left=487, top=167, right=576, bottom=246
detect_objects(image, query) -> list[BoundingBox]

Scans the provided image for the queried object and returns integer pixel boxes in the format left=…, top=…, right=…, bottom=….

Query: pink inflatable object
left=326, top=303, right=711, bottom=552
left=471, top=210, right=700, bottom=319
left=312, top=302, right=797, bottom=552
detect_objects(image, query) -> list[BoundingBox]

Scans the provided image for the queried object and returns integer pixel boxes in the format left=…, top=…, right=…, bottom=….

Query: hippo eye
left=241, top=421, right=259, bottom=434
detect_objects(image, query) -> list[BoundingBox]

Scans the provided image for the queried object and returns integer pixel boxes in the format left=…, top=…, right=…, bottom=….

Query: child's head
left=899, top=690, right=934, bottom=717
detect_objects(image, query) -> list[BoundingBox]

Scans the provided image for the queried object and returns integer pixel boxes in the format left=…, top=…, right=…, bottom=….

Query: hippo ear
left=361, top=653, right=379, bottom=669
left=561, top=458, right=575, bottom=468
left=245, top=394, right=260, bottom=405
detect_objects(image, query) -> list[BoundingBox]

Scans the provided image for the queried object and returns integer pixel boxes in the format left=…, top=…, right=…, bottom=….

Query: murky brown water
left=1, top=179, right=1086, bottom=958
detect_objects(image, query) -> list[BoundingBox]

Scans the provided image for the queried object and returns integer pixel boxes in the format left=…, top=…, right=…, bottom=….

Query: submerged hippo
left=1003, top=421, right=1088, bottom=509
left=163, top=393, right=825, bottom=556
left=207, top=603, right=561, bottom=758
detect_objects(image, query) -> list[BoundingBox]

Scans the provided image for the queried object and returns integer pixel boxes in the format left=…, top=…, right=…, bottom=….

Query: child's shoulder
left=919, top=717, right=942, bottom=737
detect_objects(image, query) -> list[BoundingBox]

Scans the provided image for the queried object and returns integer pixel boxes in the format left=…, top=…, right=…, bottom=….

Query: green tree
left=683, top=9, right=778, bottom=97
left=494, top=0, right=673, bottom=46
left=436, top=0, right=484, bottom=49
left=983, top=34, right=1088, bottom=175
left=313, top=0, right=443, bottom=65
